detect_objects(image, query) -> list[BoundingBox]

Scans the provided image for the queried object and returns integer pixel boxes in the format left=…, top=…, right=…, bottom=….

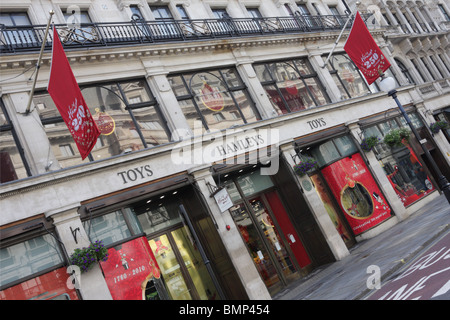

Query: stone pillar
left=3, top=92, right=60, bottom=175
left=309, top=54, right=342, bottom=103
left=280, top=144, right=349, bottom=261
left=46, top=203, right=112, bottom=300
left=346, top=122, right=408, bottom=221
left=142, top=58, right=193, bottom=141
left=188, top=165, right=272, bottom=300
left=233, top=48, right=277, bottom=119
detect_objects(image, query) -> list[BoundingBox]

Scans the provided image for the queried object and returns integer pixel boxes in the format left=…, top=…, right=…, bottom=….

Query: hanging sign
left=321, top=153, right=391, bottom=235
left=100, top=236, right=161, bottom=300
left=213, top=187, right=233, bottom=213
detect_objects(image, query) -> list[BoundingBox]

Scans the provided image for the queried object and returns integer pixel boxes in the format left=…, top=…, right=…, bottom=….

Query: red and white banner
left=344, top=12, right=391, bottom=85
left=47, top=27, right=100, bottom=159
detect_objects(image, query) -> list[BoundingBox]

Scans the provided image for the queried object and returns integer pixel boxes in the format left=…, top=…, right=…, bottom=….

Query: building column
left=141, top=58, right=193, bottom=141
left=188, top=165, right=272, bottom=300
left=233, top=48, right=277, bottom=119
left=46, top=203, right=113, bottom=300
left=346, top=122, right=408, bottom=221
left=280, top=144, right=349, bottom=261
left=309, top=54, right=342, bottom=103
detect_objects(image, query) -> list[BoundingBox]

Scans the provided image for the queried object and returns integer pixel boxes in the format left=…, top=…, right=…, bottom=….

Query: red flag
left=47, top=27, right=100, bottom=160
left=344, top=12, right=391, bottom=85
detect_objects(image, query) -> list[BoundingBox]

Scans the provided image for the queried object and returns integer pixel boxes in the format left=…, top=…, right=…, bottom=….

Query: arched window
left=394, top=58, right=415, bottom=85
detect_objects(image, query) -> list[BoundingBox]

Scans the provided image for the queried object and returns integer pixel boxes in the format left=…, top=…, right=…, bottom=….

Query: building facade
left=1, top=0, right=449, bottom=300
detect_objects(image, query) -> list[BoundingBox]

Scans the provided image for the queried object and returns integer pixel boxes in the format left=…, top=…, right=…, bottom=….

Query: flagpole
left=320, top=1, right=360, bottom=68
left=25, top=10, right=54, bottom=114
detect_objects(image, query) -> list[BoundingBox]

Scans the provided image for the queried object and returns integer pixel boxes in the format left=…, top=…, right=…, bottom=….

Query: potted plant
left=293, top=156, right=318, bottom=176
left=360, top=136, right=380, bottom=152
left=383, top=127, right=411, bottom=148
left=69, top=240, right=109, bottom=273
left=429, top=121, right=449, bottom=134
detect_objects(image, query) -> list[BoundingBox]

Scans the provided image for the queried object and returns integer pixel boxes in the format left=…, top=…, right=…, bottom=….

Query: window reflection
left=325, top=53, right=370, bottom=99
left=254, top=58, right=330, bottom=115
left=168, top=68, right=260, bottom=132
left=33, top=79, right=169, bottom=167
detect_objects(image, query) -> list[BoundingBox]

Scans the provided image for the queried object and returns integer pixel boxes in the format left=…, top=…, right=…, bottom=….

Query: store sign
left=213, top=187, right=233, bottom=213
left=100, top=236, right=161, bottom=300
left=117, top=165, right=153, bottom=184
left=321, top=153, right=391, bottom=235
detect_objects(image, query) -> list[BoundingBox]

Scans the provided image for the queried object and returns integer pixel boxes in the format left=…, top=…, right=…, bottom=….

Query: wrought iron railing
left=1, top=14, right=367, bottom=54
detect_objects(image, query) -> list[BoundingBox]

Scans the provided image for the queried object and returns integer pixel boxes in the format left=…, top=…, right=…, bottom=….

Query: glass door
left=149, top=226, right=220, bottom=300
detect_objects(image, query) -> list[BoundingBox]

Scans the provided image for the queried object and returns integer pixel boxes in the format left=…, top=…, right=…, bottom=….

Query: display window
left=297, top=134, right=392, bottom=236
left=363, top=114, right=436, bottom=207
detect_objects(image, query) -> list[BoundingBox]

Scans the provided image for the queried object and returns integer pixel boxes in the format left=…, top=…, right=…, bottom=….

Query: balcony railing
left=0, top=14, right=368, bottom=54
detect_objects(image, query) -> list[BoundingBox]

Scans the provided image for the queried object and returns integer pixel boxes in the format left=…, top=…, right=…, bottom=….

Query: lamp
left=379, top=74, right=450, bottom=204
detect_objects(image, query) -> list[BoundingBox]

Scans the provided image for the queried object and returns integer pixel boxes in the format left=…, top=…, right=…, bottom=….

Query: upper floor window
left=168, top=68, right=261, bottom=132
left=33, top=79, right=170, bottom=168
left=150, top=6, right=174, bottom=20
left=438, top=4, right=450, bottom=21
left=0, top=12, right=31, bottom=26
left=254, top=58, right=330, bottom=115
left=0, top=101, right=30, bottom=183
left=324, top=53, right=371, bottom=99
left=395, top=58, right=415, bottom=85
left=0, top=12, right=36, bottom=47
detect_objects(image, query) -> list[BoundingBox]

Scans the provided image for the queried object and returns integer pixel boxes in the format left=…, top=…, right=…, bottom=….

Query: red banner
left=321, top=153, right=391, bottom=235
left=47, top=27, right=100, bottom=159
left=344, top=12, right=391, bottom=85
left=100, top=237, right=161, bottom=300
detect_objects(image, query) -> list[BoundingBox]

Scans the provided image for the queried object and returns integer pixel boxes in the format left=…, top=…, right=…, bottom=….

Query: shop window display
left=363, top=115, right=435, bottom=207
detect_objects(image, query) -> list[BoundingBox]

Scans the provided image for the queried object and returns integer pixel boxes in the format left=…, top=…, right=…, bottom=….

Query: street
left=366, top=230, right=450, bottom=300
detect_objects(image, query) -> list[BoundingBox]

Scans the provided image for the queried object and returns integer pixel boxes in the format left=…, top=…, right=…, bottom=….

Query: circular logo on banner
left=200, top=82, right=224, bottom=112
left=340, top=182, right=374, bottom=219
left=93, top=108, right=115, bottom=135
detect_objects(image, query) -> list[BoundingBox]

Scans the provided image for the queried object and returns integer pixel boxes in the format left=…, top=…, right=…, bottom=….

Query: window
left=0, top=101, right=30, bottom=183
left=62, top=10, right=96, bottom=42
left=33, top=79, right=169, bottom=167
left=168, top=68, right=260, bottom=132
left=363, top=113, right=435, bottom=206
left=430, top=56, right=445, bottom=79
left=324, top=53, right=371, bottom=99
left=247, top=8, right=263, bottom=19
left=149, top=6, right=178, bottom=37
left=438, top=4, right=450, bottom=21
left=0, top=234, right=64, bottom=288
left=395, top=58, right=415, bottom=85
left=0, top=12, right=36, bottom=46
left=254, top=58, right=330, bottom=115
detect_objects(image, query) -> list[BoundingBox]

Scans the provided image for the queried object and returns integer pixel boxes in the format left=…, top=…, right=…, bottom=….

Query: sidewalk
left=274, top=193, right=450, bottom=300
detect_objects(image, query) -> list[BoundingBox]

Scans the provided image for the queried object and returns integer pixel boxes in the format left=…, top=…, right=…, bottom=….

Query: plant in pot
left=383, top=127, right=411, bottom=148
left=69, top=240, right=109, bottom=273
left=293, top=156, right=318, bottom=176
left=360, top=136, right=380, bottom=152
left=429, top=121, right=449, bottom=134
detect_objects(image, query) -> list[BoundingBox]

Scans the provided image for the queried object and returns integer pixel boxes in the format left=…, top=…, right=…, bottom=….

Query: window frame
left=34, top=78, right=170, bottom=163
left=168, top=67, right=261, bottom=131
left=254, top=57, right=331, bottom=114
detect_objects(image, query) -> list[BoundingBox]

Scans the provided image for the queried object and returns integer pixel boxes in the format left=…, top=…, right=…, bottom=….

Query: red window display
left=0, top=267, right=79, bottom=300
left=99, top=236, right=162, bottom=300
left=321, top=153, right=392, bottom=235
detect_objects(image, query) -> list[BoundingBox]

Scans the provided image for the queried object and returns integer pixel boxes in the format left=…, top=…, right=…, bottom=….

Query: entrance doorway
left=149, top=226, right=218, bottom=300
left=134, top=196, right=221, bottom=300
left=222, top=170, right=311, bottom=296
